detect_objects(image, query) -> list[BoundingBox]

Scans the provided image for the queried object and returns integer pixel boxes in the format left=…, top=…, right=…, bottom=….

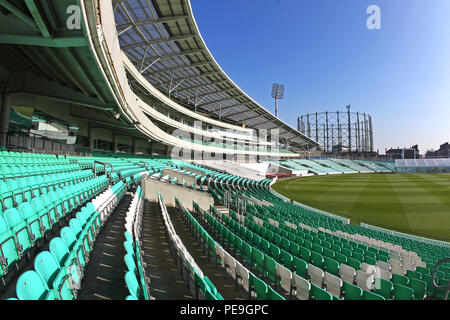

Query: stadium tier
left=396, top=159, right=450, bottom=173
left=0, top=0, right=448, bottom=304
left=1, top=150, right=448, bottom=300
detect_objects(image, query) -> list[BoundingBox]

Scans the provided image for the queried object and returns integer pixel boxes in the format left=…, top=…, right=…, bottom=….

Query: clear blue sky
left=191, top=0, right=450, bottom=154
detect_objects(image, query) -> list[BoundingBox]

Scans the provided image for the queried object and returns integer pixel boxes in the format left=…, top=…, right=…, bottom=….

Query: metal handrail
left=94, top=161, right=114, bottom=179
left=432, top=258, right=450, bottom=300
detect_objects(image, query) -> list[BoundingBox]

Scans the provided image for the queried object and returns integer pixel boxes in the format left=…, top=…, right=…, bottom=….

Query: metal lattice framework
left=112, top=0, right=318, bottom=149
left=297, top=110, right=374, bottom=153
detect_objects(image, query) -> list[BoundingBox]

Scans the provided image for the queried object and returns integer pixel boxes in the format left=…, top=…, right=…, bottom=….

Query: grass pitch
left=272, top=173, right=450, bottom=241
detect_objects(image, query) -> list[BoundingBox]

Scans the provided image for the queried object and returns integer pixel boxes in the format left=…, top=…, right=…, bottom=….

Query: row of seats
left=8, top=181, right=126, bottom=300
left=186, top=201, right=284, bottom=300
left=206, top=203, right=430, bottom=300
left=240, top=181, right=448, bottom=270
left=123, top=186, right=151, bottom=300
left=159, top=194, right=221, bottom=300
left=209, top=177, right=449, bottom=300
left=243, top=184, right=449, bottom=272
left=1, top=170, right=96, bottom=213
left=176, top=198, right=232, bottom=300
left=241, top=197, right=448, bottom=299
left=0, top=175, right=109, bottom=291
left=199, top=204, right=332, bottom=300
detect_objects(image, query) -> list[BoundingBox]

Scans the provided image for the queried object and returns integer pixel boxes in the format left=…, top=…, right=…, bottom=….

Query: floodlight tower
left=271, top=83, right=285, bottom=117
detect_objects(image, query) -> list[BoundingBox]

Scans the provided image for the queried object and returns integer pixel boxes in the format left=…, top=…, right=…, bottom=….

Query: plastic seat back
left=124, top=253, right=137, bottom=274
left=409, top=278, right=427, bottom=300
left=125, top=271, right=140, bottom=299
left=16, top=270, right=51, bottom=300
left=60, top=227, right=77, bottom=251
left=343, top=281, right=363, bottom=300
left=69, top=219, right=83, bottom=238
left=3, top=207, right=24, bottom=229
left=394, top=283, right=414, bottom=300
left=0, top=215, right=9, bottom=234
left=249, top=273, right=268, bottom=300
left=311, top=283, right=332, bottom=300
left=49, top=237, right=70, bottom=267
left=34, top=251, right=61, bottom=289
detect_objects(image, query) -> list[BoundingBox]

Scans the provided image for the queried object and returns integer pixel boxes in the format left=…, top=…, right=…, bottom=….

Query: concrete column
left=113, top=132, right=118, bottom=153
left=149, top=140, right=153, bottom=156
left=88, top=122, right=94, bottom=151
left=133, top=139, right=137, bottom=154
left=0, top=91, right=11, bottom=148
left=165, top=144, right=169, bottom=157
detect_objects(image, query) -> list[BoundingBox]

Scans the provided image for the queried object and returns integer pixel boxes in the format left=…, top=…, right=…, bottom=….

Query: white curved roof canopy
left=113, top=0, right=318, bottom=149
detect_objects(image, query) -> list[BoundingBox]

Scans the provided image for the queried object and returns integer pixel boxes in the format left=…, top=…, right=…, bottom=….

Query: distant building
left=386, top=145, right=419, bottom=160
left=425, top=142, right=450, bottom=158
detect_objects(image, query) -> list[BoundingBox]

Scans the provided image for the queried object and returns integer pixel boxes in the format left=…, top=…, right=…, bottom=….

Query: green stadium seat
left=406, top=269, right=421, bottom=280
left=310, top=283, right=332, bottom=300
left=409, top=278, right=427, bottom=300
left=249, top=273, right=268, bottom=300
left=363, top=290, right=385, bottom=300
left=263, top=255, right=277, bottom=284
left=394, top=284, right=414, bottom=300
left=268, top=286, right=285, bottom=300
left=311, top=251, right=324, bottom=268
left=293, top=256, right=308, bottom=278
left=49, top=237, right=78, bottom=269
left=18, top=202, right=44, bottom=243
left=34, top=250, right=76, bottom=294
left=251, top=248, right=264, bottom=274
left=416, top=266, right=430, bottom=277
left=324, top=257, right=340, bottom=276
left=299, top=246, right=311, bottom=263
left=3, top=208, right=35, bottom=256
left=347, top=257, right=362, bottom=270
left=392, top=273, right=409, bottom=286
left=335, top=252, right=347, bottom=265
left=374, top=278, right=393, bottom=300
left=16, top=270, right=57, bottom=300
left=241, top=241, right=252, bottom=264
left=125, top=270, right=141, bottom=300
left=270, top=244, right=281, bottom=261
left=280, top=249, right=293, bottom=269
left=342, top=281, right=363, bottom=300
left=0, top=230, right=21, bottom=276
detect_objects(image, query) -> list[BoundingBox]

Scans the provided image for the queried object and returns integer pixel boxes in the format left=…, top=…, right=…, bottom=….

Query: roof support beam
left=0, top=34, right=87, bottom=47
left=171, top=71, right=219, bottom=83
left=198, top=95, right=244, bottom=108
left=121, top=33, right=195, bottom=50
left=226, top=108, right=260, bottom=119
left=169, top=79, right=185, bottom=94
left=150, top=61, right=211, bottom=76
left=0, top=0, right=38, bottom=31
left=117, top=24, right=133, bottom=37
left=246, top=116, right=272, bottom=126
left=116, top=14, right=188, bottom=31
left=175, top=80, right=230, bottom=93
left=139, top=45, right=149, bottom=72
left=210, top=101, right=253, bottom=113
left=196, top=88, right=236, bottom=99
left=141, top=57, right=160, bottom=74
left=24, top=0, right=51, bottom=38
